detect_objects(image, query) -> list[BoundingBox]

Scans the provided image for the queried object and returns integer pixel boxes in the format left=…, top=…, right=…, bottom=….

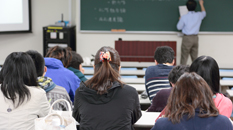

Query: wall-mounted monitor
left=0, top=0, right=31, bottom=34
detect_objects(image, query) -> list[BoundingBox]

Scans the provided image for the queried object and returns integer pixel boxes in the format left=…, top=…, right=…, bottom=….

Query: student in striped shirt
left=145, top=46, right=175, bottom=101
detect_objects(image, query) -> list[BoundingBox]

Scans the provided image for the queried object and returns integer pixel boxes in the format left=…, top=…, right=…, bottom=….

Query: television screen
left=0, top=0, right=31, bottom=34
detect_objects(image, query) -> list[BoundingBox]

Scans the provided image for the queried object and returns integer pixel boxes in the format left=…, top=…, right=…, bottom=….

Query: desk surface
left=85, top=69, right=145, bottom=76
left=122, top=78, right=145, bottom=84
left=134, top=111, right=160, bottom=128
left=83, top=65, right=233, bottom=78
left=220, top=71, right=233, bottom=78
left=226, top=89, right=233, bottom=97
left=220, top=80, right=233, bottom=86
left=83, top=62, right=155, bottom=68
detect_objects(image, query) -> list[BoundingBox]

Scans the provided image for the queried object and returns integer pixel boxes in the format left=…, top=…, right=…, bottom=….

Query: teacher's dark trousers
left=180, top=35, right=198, bottom=65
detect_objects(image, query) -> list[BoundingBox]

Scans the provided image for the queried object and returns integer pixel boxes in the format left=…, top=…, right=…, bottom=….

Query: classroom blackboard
left=80, top=0, right=233, bottom=32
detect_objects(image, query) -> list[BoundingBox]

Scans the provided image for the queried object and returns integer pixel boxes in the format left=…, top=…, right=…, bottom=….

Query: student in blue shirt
left=44, top=46, right=81, bottom=102
left=177, top=0, right=206, bottom=65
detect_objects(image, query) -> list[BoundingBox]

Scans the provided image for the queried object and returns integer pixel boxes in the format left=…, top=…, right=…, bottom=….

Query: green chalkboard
left=80, top=0, right=233, bottom=32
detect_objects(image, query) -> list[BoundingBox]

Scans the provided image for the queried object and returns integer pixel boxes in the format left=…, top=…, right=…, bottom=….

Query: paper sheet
left=179, top=6, right=188, bottom=17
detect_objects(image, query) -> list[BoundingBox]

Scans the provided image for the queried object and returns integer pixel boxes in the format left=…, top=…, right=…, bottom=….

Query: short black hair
left=154, top=46, right=174, bottom=64
left=26, top=50, right=45, bottom=77
left=68, top=51, right=84, bottom=70
left=168, top=65, right=189, bottom=84
left=186, top=0, right=197, bottom=11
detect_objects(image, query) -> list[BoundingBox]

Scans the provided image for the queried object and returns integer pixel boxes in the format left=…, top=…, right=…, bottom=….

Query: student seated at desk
left=147, top=65, right=189, bottom=112
left=0, top=52, right=50, bottom=130
left=44, top=46, right=81, bottom=102
left=155, top=56, right=233, bottom=121
left=73, top=46, right=142, bottom=130
left=190, top=56, right=233, bottom=118
left=151, top=73, right=233, bottom=130
left=26, top=50, right=72, bottom=110
left=145, top=46, right=174, bottom=101
left=67, top=51, right=87, bottom=82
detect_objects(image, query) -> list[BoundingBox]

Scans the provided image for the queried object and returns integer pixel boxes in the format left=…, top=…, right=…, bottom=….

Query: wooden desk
left=134, top=111, right=160, bottom=128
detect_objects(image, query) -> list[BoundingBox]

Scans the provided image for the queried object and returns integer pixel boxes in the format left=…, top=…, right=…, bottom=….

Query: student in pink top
left=189, top=56, right=233, bottom=118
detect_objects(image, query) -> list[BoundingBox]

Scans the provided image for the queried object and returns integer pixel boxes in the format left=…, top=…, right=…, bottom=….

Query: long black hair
left=0, top=52, right=38, bottom=107
left=189, top=56, right=220, bottom=94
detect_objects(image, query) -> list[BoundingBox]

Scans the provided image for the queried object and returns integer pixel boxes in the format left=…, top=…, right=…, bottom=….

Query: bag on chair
left=35, top=99, right=77, bottom=130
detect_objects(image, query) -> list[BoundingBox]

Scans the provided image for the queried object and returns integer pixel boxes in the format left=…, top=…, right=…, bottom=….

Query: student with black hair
left=147, top=65, right=189, bottom=112
left=177, top=0, right=206, bottom=65
left=189, top=56, right=233, bottom=118
left=73, top=46, right=141, bottom=130
left=145, top=46, right=175, bottom=101
left=26, top=50, right=72, bottom=110
left=0, top=52, right=50, bottom=130
left=67, top=51, right=87, bottom=82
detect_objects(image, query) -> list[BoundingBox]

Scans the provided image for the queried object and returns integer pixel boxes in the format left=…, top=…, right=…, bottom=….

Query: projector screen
left=0, top=0, right=31, bottom=33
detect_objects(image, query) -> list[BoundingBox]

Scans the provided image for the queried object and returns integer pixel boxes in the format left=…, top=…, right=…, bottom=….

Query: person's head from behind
left=168, top=65, right=189, bottom=87
left=0, top=52, right=38, bottom=107
left=186, top=0, right=197, bottom=11
left=45, top=46, right=72, bottom=68
left=68, top=51, right=84, bottom=73
left=85, top=46, right=122, bottom=94
left=165, top=72, right=218, bottom=123
left=189, top=56, right=220, bottom=94
left=154, top=46, right=174, bottom=65
left=26, top=50, right=45, bottom=77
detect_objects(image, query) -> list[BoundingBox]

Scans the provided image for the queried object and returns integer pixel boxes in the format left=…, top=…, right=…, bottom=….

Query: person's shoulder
left=196, top=11, right=206, bottom=15
left=211, top=115, right=233, bottom=127
left=52, top=85, right=68, bottom=92
left=28, top=86, right=46, bottom=94
left=63, top=68, right=81, bottom=81
left=123, top=84, right=137, bottom=92
left=215, top=93, right=232, bottom=105
left=157, top=88, right=172, bottom=95
left=154, top=117, right=173, bottom=129
left=147, top=65, right=157, bottom=69
left=145, top=65, right=158, bottom=73
left=27, top=86, right=47, bottom=102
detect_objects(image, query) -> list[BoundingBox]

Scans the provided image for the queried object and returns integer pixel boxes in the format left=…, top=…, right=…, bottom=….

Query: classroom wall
left=0, top=0, right=73, bottom=63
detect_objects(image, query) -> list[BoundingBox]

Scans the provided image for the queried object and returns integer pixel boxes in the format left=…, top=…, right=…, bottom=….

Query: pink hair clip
left=100, top=51, right=111, bottom=62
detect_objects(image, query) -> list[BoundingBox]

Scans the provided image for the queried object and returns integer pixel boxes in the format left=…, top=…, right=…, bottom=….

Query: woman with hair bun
left=73, top=46, right=142, bottom=130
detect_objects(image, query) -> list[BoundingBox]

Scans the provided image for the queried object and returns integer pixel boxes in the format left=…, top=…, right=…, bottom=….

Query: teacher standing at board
left=177, top=0, right=206, bottom=65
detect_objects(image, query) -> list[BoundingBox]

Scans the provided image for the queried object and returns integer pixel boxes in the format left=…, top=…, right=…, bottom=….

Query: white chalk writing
left=98, top=17, right=124, bottom=23
left=98, top=8, right=126, bottom=13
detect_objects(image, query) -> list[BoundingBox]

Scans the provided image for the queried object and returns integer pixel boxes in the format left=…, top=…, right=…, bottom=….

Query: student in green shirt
left=68, top=51, right=87, bottom=82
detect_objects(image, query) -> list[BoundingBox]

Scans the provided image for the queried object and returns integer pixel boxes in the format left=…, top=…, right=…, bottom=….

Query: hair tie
left=100, top=51, right=111, bottom=62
